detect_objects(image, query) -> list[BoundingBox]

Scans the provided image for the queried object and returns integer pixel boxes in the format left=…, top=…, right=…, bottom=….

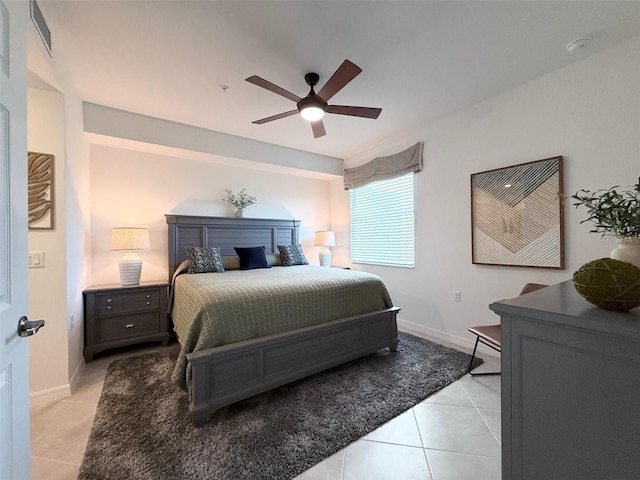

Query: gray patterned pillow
left=277, top=244, right=309, bottom=266
left=186, top=247, right=225, bottom=274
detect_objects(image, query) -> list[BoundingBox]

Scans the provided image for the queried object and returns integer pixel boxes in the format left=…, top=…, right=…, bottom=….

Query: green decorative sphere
left=573, top=258, right=640, bottom=311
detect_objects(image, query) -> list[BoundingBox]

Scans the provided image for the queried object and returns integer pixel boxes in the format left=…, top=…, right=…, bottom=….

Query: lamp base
left=318, top=248, right=332, bottom=267
left=119, top=252, right=142, bottom=286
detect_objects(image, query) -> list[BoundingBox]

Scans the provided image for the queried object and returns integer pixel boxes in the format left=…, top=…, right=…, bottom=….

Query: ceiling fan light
left=300, top=106, right=325, bottom=121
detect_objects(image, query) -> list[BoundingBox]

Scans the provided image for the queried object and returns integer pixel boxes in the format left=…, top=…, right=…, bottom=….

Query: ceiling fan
left=245, top=59, right=382, bottom=139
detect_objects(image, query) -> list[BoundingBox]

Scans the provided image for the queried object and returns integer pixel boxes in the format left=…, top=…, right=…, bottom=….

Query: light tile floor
left=30, top=341, right=501, bottom=480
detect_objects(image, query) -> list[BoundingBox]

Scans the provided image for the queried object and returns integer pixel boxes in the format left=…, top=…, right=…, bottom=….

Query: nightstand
left=83, top=281, right=170, bottom=362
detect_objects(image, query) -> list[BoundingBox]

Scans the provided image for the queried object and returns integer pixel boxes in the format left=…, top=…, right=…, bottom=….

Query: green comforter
left=171, top=265, right=393, bottom=390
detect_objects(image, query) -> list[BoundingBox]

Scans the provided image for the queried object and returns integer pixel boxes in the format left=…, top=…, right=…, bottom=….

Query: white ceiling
left=41, top=1, right=640, bottom=160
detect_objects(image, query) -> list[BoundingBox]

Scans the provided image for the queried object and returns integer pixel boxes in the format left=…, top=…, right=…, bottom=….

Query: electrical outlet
left=69, top=313, right=74, bottom=331
left=453, top=290, right=462, bottom=302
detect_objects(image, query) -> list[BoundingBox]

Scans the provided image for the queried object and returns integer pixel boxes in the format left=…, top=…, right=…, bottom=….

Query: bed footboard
left=186, top=307, right=400, bottom=426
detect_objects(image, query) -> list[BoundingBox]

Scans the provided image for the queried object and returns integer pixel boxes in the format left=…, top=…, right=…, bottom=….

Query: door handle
left=17, top=316, right=45, bottom=337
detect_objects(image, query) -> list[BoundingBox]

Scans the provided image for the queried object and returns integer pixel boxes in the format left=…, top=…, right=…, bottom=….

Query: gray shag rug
left=78, top=332, right=482, bottom=480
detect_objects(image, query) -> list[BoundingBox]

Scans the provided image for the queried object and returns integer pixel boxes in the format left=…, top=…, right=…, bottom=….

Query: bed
left=166, top=214, right=400, bottom=426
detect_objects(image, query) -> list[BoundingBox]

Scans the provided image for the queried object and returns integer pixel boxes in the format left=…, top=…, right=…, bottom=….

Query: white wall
left=27, top=86, right=69, bottom=394
left=334, top=36, right=640, bottom=351
left=61, top=87, right=91, bottom=384
left=27, top=16, right=91, bottom=398
left=89, top=145, right=335, bottom=285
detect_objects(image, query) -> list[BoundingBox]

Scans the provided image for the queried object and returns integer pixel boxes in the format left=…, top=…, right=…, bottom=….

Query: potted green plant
left=223, top=188, right=257, bottom=217
left=569, top=178, right=640, bottom=267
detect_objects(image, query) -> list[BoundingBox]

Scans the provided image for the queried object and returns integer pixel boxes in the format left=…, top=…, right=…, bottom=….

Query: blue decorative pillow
left=234, top=246, right=270, bottom=270
left=277, top=244, right=309, bottom=266
left=186, top=247, right=225, bottom=274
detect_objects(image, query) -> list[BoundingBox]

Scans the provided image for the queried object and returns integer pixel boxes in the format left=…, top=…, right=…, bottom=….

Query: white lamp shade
left=314, top=231, right=336, bottom=247
left=111, top=227, right=150, bottom=251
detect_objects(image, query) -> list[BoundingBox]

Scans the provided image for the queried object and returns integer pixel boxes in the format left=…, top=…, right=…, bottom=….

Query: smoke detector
left=566, top=37, right=590, bottom=53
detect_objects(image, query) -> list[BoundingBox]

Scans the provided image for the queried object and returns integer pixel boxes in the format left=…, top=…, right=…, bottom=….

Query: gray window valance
left=343, top=141, right=423, bottom=189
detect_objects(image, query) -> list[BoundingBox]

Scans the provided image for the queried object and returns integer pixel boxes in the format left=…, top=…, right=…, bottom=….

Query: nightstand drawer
left=95, top=312, right=160, bottom=342
left=96, top=289, right=159, bottom=316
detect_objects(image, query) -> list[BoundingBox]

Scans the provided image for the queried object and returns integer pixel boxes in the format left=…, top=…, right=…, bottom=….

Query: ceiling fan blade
left=316, top=60, right=362, bottom=102
left=311, top=120, right=326, bottom=138
left=246, top=75, right=302, bottom=103
left=326, top=105, right=382, bottom=119
left=252, top=110, right=299, bottom=124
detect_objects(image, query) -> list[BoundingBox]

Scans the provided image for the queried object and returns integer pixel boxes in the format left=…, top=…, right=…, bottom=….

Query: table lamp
left=110, top=227, right=150, bottom=285
left=314, top=230, right=336, bottom=267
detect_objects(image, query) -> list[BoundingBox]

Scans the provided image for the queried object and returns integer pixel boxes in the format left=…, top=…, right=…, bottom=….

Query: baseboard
left=30, top=358, right=85, bottom=404
left=30, top=384, right=71, bottom=404
left=397, top=318, right=500, bottom=359
left=69, top=357, right=85, bottom=394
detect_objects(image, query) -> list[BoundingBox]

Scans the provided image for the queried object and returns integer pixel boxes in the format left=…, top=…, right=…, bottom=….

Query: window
left=349, top=172, right=415, bottom=267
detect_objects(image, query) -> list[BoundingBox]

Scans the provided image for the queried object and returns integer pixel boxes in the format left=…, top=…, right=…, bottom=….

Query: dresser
left=490, top=280, right=640, bottom=480
left=83, top=281, right=170, bottom=362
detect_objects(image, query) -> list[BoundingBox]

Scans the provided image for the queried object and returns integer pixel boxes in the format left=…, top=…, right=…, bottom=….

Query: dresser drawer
left=94, top=312, right=160, bottom=342
left=96, top=289, right=159, bottom=316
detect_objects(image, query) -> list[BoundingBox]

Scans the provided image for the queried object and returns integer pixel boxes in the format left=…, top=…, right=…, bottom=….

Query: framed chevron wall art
left=471, top=156, right=564, bottom=268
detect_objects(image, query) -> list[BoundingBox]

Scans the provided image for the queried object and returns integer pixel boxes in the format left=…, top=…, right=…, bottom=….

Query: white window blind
left=350, top=172, right=415, bottom=267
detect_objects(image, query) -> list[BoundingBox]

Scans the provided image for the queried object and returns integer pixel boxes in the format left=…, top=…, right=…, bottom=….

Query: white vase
left=235, top=208, right=244, bottom=218
left=610, top=237, right=640, bottom=269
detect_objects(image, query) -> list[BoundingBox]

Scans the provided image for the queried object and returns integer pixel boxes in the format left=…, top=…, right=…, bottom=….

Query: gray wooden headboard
left=165, top=215, right=301, bottom=280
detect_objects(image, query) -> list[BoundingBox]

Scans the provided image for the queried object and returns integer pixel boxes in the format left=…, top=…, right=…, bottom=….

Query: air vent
left=30, top=0, right=51, bottom=56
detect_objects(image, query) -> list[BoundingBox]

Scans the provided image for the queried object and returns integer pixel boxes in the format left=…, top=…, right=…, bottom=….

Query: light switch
left=28, top=251, right=45, bottom=268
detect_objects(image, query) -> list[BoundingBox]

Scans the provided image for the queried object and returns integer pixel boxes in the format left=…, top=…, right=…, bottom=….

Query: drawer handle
left=125, top=324, right=135, bottom=329
left=146, top=294, right=151, bottom=298
left=107, top=298, right=112, bottom=303
left=146, top=301, right=151, bottom=305
left=107, top=306, right=112, bottom=310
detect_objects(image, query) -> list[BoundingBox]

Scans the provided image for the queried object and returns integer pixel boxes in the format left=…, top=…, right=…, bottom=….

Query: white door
left=0, top=1, right=31, bottom=479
